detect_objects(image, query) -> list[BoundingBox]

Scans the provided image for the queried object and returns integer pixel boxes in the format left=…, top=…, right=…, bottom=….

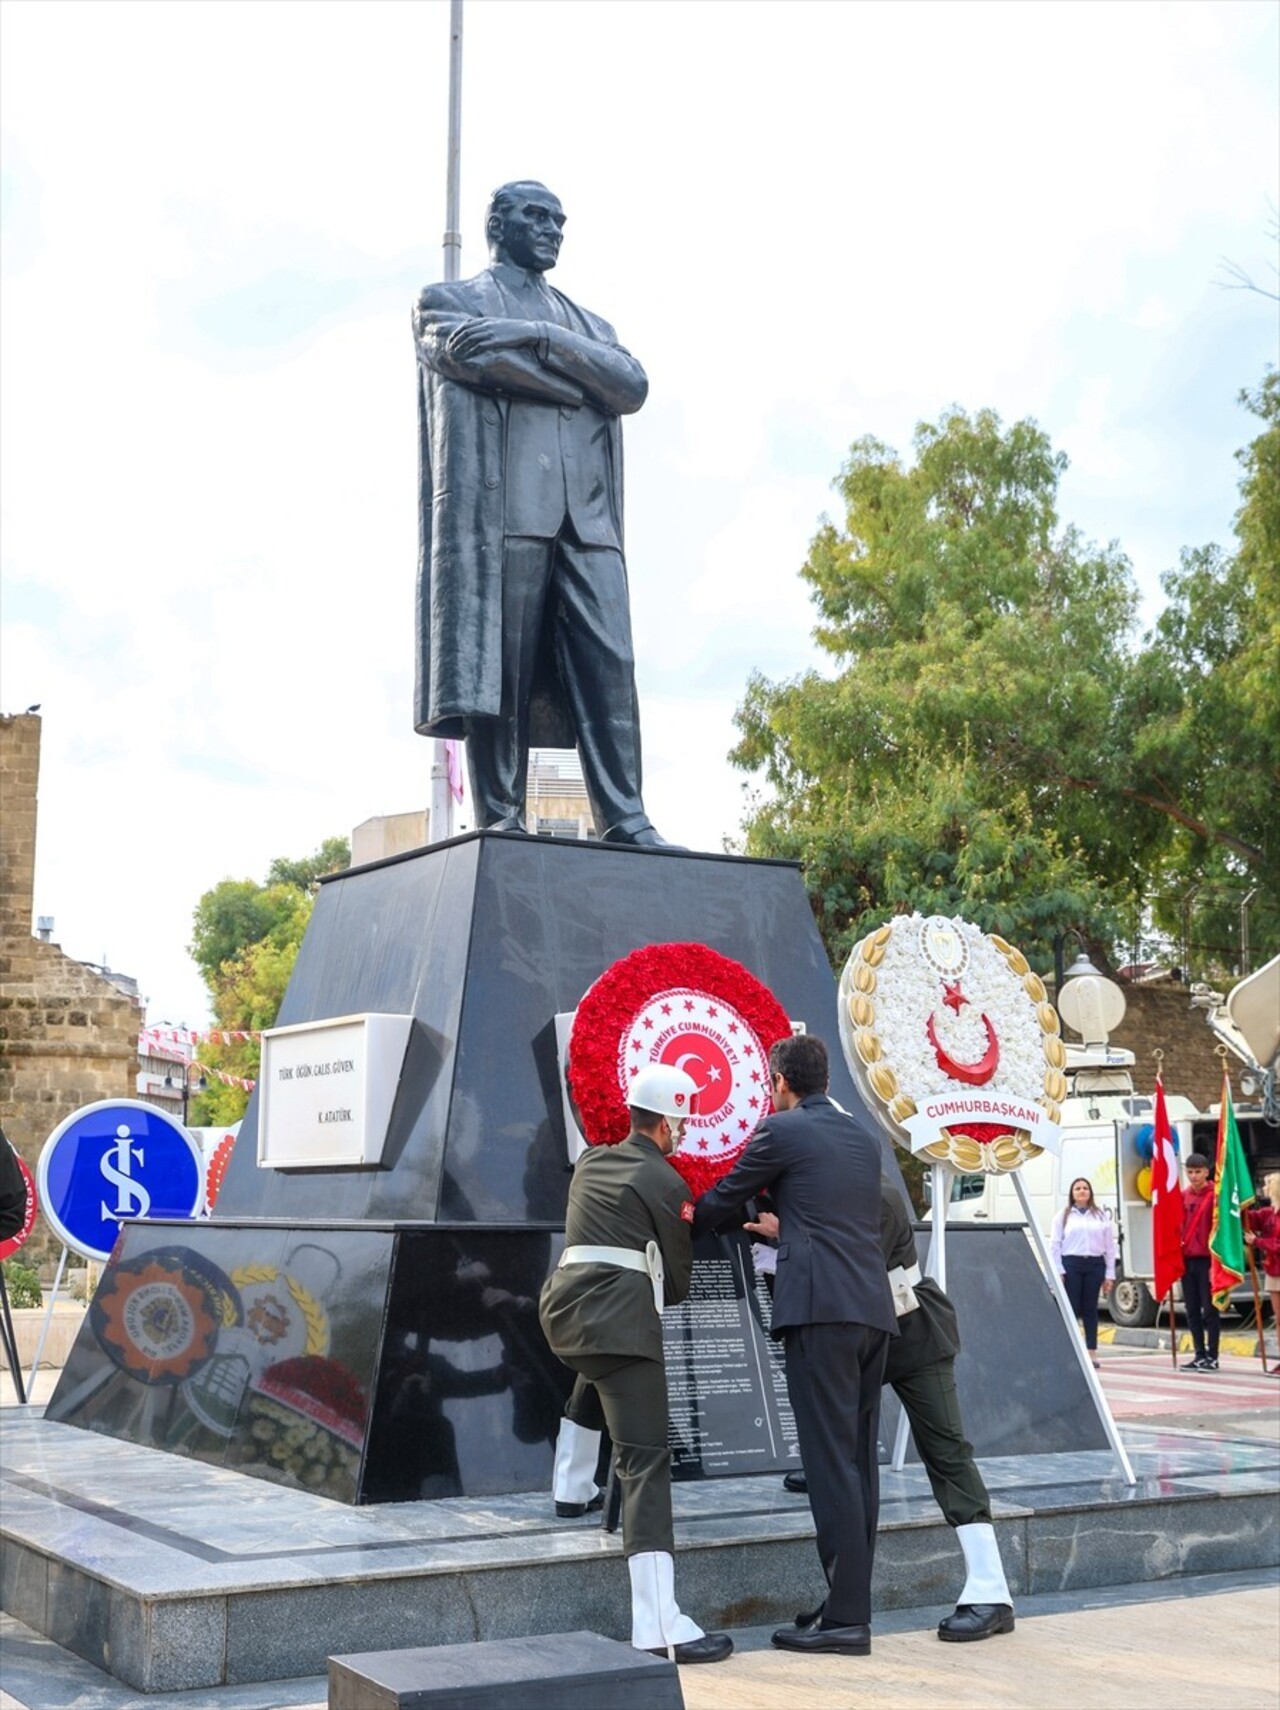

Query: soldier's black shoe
left=782, top=1471, right=808, bottom=1494
left=554, top=1492, right=605, bottom=1518
left=938, top=1603, right=1015, bottom=1642
left=645, top=1633, right=734, bottom=1664
left=793, top=1603, right=824, bottom=1628
left=772, top=1622, right=870, bottom=1655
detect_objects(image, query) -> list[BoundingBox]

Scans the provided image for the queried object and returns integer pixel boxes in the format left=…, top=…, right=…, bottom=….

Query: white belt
left=888, top=1261, right=922, bottom=1317
left=560, top=1241, right=665, bottom=1314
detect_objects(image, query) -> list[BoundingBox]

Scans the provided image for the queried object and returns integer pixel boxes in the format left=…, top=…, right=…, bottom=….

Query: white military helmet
left=629, top=1063, right=700, bottom=1120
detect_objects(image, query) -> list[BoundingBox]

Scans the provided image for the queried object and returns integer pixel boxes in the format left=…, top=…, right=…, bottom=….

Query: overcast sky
left=2, top=0, right=1276, bottom=1030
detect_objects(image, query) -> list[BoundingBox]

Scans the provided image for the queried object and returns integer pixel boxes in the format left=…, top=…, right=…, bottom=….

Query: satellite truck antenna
left=427, top=0, right=464, bottom=843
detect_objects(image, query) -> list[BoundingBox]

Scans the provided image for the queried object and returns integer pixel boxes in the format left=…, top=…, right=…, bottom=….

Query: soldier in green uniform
left=539, top=1064, right=733, bottom=1665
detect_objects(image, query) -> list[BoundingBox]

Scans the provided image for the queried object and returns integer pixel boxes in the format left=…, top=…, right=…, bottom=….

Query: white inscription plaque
left=258, top=1013, right=413, bottom=1169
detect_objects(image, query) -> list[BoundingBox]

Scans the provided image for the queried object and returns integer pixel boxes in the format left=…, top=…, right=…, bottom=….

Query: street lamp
left=1052, top=927, right=1101, bottom=995
left=1054, top=932, right=1127, bottom=1049
left=164, top=1064, right=207, bottom=1125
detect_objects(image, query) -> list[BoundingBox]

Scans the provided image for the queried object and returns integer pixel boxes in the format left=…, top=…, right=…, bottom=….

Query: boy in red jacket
left=1180, top=1152, right=1220, bottom=1372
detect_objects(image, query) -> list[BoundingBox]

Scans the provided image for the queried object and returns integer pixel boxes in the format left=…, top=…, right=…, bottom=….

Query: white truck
left=936, top=955, right=1280, bottom=1328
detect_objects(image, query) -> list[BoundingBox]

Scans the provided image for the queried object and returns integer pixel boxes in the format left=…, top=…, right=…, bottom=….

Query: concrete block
left=328, top=1631, right=683, bottom=1710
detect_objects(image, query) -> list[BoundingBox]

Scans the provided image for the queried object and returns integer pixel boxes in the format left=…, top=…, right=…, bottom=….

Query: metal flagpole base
left=1011, top=1171, right=1136, bottom=1485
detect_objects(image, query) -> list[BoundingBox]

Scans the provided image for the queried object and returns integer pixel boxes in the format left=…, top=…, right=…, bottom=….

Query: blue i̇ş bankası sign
left=37, top=1100, right=204, bottom=1261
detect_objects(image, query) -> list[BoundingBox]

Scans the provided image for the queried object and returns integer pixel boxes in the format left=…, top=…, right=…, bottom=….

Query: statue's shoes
left=600, top=818, right=679, bottom=849
left=486, top=816, right=529, bottom=834
left=772, top=1622, right=870, bottom=1655
left=937, top=1603, right=1015, bottom=1642
left=644, top=1633, right=734, bottom=1664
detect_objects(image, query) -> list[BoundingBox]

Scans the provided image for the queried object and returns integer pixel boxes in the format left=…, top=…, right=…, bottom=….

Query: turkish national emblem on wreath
left=838, top=912, right=1066, bottom=1171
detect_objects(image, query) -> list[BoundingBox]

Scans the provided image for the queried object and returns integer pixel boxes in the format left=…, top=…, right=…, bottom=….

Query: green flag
left=1209, top=1073, right=1254, bottom=1309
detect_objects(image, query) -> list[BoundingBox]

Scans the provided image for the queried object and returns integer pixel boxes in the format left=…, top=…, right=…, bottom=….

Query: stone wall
left=0, top=714, right=141, bottom=1267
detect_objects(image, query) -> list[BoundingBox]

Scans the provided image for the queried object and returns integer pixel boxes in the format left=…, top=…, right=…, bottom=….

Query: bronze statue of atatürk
left=413, top=181, right=667, bottom=845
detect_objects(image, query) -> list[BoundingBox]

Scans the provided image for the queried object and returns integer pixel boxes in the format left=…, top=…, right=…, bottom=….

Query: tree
left=732, top=407, right=1136, bottom=972
left=733, top=386, right=1278, bottom=984
left=1133, top=372, right=1280, bottom=970
left=187, top=839, right=349, bottom=1122
left=265, top=837, right=351, bottom=893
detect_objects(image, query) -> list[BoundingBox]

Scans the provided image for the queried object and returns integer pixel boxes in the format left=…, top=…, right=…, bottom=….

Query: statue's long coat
left=413, top=268, right=646, bottom=742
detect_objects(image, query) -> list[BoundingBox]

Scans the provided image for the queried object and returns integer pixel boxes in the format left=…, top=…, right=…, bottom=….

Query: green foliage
left=266, top=837, right=350, bottom=893
left=1131, top=371, right=1280, bottom=970
left=188, top=841, right=349, bottom=1123
left=733, top=384, right=1279, bottom=983
left=2, top=1258, right=42, bottom=1308
left=189, top=881, right=287, bottom=990
left=733, top=407, right=1132, bottom=967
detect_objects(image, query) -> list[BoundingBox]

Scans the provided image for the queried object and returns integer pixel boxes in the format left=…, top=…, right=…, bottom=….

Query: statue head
left=486, top=181, right=565, bottom=273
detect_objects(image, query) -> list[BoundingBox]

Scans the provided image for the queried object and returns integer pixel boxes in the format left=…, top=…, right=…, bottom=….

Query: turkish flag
left=1151, top=1073, right=1185, bottom=1303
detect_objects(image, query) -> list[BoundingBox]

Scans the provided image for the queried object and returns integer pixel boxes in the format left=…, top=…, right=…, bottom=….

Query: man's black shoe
left=772, top=1622, right=870, bottom=1655
left=937, top=1603, right=1016, bottom=1642
left=554, top=1492, right=605, bottom=1518
left=782, top=1471, right=809, bottom=1494
left=645, top=1633, right=734, bottom=1664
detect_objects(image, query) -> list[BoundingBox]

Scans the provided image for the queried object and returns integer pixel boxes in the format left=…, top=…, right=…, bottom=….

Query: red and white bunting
left=191, top=1058, right=257, bottom=1093
left=139, top=1025, right=262, bottom=1049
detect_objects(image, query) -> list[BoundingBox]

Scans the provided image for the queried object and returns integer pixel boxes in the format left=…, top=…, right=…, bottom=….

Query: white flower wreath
left=837, top=913, right=1066, bottom=1174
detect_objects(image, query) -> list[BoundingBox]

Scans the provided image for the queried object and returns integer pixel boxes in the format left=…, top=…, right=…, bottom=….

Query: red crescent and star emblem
left=621, top=988, right=767, bottom=1168
left=926, top=980, right=1001, bottom=1086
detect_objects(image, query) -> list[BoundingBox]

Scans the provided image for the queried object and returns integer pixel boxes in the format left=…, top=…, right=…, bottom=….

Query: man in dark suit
left=759, top=1187, right=1016, bottom=1642
left=413, top=181, right=665, bottom=844
left=693, top=1034, right=896, bottom=1656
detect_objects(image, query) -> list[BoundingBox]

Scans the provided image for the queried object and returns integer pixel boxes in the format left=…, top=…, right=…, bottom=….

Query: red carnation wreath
left=567, top=942, right=792, bottom=1197
left=205, top=1131, right=237, bottom=1212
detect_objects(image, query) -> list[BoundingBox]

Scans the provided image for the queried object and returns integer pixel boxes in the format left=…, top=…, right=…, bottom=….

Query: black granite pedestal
left=211, top=831, right=901, bottom=1225
left=47, top=835, right=901, bottom=1501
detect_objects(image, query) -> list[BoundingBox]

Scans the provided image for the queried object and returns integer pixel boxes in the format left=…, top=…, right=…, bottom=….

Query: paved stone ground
left=2, top=1572, right=1276, bottom=1710
left=3, top=1346, right=1277, bottom=1709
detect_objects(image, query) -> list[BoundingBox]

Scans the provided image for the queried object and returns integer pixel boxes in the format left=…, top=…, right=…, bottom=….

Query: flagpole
left=1243, top=1240, right=1269, bottom=1373
left=1208, top=1050, right=1255, bottom=1327
left=1149, top=1055, right=1185, bottom=1370
left=428, top=0, right=465, bottom=844
left=1161, top=1292, right=1176, bottom=1369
